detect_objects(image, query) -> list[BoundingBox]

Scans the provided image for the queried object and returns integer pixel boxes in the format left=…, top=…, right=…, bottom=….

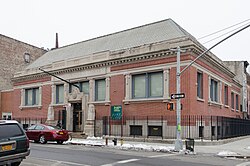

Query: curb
left=69, top=142, right=105, bottom=147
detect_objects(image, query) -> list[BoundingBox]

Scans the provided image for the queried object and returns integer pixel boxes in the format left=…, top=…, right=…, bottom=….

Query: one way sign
left=170, top=93, right=185, bottom=99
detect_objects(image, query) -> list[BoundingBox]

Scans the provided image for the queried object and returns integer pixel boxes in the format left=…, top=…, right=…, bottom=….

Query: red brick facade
left=8, top=52, right=243, bottom=121
left=0, top=35, right=46, bottom=119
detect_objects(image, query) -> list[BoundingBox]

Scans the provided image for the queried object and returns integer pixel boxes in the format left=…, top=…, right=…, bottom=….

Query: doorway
left=73, top=103, right=82, bottom=132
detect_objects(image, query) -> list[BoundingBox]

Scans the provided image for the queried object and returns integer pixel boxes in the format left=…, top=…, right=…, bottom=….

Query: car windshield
left=0, top=123, right=24, bottom=139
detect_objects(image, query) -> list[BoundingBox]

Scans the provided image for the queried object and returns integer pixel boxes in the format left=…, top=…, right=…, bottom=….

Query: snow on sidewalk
left=65, top=136, right=250, bottom=157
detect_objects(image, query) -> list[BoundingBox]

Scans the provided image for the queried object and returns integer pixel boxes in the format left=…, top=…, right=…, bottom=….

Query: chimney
left=55, top=33, right=59, bottom=48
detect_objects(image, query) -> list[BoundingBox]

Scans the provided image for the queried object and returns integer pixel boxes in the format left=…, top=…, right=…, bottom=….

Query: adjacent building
left=223, top=61, right=249, bottom=118
left=9, top=19, right=249, bottom=138
left=0, top=34, right=46, bottom=119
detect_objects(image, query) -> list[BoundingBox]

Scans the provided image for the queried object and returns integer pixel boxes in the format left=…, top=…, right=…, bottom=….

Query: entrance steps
left=70, top=132, right=88, bottom=139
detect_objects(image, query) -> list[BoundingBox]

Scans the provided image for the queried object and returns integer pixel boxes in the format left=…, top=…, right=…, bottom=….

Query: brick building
left=0, top=34, right=46, bottom=119
left=11, top=19, right=249, bottom=138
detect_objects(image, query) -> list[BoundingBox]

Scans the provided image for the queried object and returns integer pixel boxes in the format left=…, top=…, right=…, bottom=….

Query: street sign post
left=170, top=93, right=185, bottom=99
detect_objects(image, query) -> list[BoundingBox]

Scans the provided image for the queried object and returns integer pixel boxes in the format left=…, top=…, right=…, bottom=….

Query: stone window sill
left=89, top=101, right=111, bottom=105
left=50, top=103, right=65, bottom=107
left=123, top=97, right=170, bottom=104
left=208, top=101, right=222, bottom=108
left=19, top=105, right=42, bottom=110
left=197, top=97, right=205, bottom=102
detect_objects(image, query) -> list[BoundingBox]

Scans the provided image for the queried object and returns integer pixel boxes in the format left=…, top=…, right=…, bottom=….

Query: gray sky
left=1, top=0, right=250, bottom=71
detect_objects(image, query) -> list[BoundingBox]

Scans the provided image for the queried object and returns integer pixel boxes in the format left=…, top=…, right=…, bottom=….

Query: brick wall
left=1, top=90, right=14, bottom=116
left=102, top=53, right=243, bottom=119
left=12, top=81, right=52, bottom=119
left=0, top=34, right=46, bottom=90
left=6, top=52, right=243, bottom=121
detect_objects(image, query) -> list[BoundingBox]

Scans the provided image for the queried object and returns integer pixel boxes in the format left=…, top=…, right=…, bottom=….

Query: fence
left=12, top=118, right=47, bottom=129
left=4, top=115, right=250, bottom=141
left=94, top=115, right=250, bottom=140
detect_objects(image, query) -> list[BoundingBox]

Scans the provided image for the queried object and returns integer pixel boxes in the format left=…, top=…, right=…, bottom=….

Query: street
left=20, top=142, right=247, bottom=166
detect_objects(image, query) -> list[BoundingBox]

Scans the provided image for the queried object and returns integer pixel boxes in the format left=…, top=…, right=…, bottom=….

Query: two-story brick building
left=0, top=34, right=46, bottom=119
left=11, top=19, right=248, bottom=138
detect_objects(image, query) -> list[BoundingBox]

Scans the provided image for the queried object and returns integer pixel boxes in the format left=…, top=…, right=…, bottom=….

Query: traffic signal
left=167, top=102, right=174, bottom=110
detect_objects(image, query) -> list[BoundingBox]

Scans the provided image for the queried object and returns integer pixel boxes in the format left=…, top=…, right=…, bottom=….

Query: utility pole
left=172, top=47, right=185, bottom=151
left=172, top=23, right=250, bottom=151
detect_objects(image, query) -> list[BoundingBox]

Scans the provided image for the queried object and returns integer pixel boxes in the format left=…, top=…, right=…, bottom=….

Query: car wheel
left=11, top=162, right=21, bottom=166
left=57, top=140, right=63, bottom=144
left=39, top=135, right=47, bottom=144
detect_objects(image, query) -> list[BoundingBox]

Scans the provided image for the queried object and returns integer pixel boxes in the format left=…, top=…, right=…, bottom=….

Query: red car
left=26, top=124, right=69, bottom=144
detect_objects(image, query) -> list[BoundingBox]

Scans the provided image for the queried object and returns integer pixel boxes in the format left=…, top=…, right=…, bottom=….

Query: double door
left=73, top=103, right=83, bottom=132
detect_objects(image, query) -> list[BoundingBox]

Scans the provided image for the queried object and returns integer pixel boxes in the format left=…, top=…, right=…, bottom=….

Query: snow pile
left=66, top=138, right=105, bottom=146
left=110, top=143, right=174, bottom=152
left=66, top=138, right=175, bottom=152
left=217, top=151, right=238, bottom=157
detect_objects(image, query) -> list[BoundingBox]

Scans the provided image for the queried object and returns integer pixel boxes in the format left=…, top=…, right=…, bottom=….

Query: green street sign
left=111, top=105, right=122, bottom=120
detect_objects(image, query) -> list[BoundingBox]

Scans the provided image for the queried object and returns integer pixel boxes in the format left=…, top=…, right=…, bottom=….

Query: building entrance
left=73, top=103, right=83, bottom=132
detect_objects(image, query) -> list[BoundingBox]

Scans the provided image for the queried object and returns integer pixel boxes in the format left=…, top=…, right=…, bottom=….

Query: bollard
left=112, top=138, right=117, bottom=146
left=105, top=138, right=108, bottom=146
left=120, top=138, right=123, bottom=146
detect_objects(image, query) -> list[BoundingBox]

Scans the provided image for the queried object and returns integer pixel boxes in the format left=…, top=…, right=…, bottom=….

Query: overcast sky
left=1, top=0, right=250, bottom=70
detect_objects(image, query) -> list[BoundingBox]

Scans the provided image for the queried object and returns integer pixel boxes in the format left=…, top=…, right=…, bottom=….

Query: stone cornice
left=189, top=44, right=235, bottom=78
left=12, top=43, right=235, bottom=83
left=11, top=45, right=191, bottom=82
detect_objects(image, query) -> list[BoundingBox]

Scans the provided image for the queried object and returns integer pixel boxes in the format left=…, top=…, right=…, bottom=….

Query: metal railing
left=94, top=115, right=250, bottom=140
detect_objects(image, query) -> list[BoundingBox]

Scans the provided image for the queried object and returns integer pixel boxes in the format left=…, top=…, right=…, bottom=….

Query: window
left=132, top=72, right=163, bottom=99
left=69, top=82, right=81, bottom=93
left=82, top=81, right=89, bottom=94
left=24, top=52, right=30, bottom=63
left=217, top=126, right=221, bottom=135
left=224, top=85, right=228, bottom=105
left=199, top=126, right=204, bottom=138
left=148, top=126, right=162, bottom=136
left=2, top=112, right=12, bottom=120
left=25, top=88, right=39, bottom=106
left=212, top=126, right=215, bottom=136
left=0, top=124, right=24, bottom=139
left=210, top=79, right=219, bottom=102
left=95, top=79, right=106, bottom=101
left=69, top=81, right=89, bottom=94
left=231, top=92, right=234, bottom=109
left=56, top=84, right=64, bottom=104
left=236, top=94, right=239, bottom=110
left=130, top=125, right=142, bottom=136
left=197, top=72, right=203, bottom=98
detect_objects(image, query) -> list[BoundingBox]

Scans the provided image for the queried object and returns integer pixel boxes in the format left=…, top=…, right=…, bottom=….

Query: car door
left=33, top=125, right=45, bottom=141
left=26, top=125, right=37, bottom=140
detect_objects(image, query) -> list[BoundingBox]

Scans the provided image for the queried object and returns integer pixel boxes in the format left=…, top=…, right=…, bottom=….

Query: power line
left=201, top=22, right=250, bottom=45
left=198, top=19, right=250, bottom=40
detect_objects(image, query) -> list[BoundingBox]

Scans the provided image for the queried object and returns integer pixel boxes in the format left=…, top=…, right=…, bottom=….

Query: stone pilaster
left=65, top=103, right=73, bottom=131
left=46, top=85, right=55, bottom=125
left=20, top=89, right=24, bottom=106
left=163, top=68, right=170, bottom=99
left=105, top=77, right=110, bottom=101
left=89, top=79, right=94, bottom=102
left=84, top=104, right=95, bottom=137
left=125, top=73, right=131, bottom=100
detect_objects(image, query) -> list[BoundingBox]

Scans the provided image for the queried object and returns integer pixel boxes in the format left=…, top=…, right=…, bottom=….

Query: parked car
left=0, top=120, right=30, bottom=166
left=25, top=124, right=69, bottom=144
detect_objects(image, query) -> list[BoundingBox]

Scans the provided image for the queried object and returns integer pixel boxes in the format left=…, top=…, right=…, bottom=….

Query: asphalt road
left=20, top=142, right=247, bottom=166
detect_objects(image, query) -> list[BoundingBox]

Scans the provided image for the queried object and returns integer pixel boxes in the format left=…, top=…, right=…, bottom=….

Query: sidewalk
left=65, top=136, right=250, bottom=158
